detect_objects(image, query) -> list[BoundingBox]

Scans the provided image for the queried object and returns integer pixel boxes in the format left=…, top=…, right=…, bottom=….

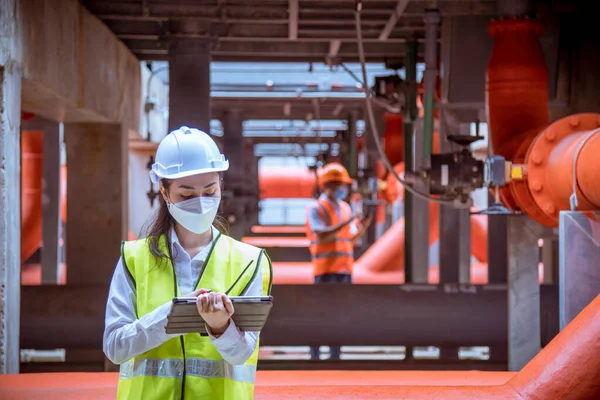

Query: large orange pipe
left=487, top=19, right=600, bottom=227
left=523, top=115, right=600, bottom=226
left=486, top=19, right=550, bottom=213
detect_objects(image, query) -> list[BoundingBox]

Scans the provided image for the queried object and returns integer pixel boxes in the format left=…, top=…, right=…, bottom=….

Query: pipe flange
left=526, top=113, right=600, bottom=226
left=510, top=128, right=556, bottom=227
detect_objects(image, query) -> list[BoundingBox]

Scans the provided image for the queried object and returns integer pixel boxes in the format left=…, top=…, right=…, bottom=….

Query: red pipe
left=524, top=115, right=600, bottom=225
left=486, top=19, right=550, bottom=213
left=487, top=19, right=600, bottom=227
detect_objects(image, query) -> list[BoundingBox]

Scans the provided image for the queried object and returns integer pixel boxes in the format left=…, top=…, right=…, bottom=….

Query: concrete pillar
left=221, top=110, right=246, bottom=239
left=168, top=40, right=212, bottom=133
left=21, top=117, right=64, bottom=284
left=0, top=0, right=22, bottom=374
left=64, top=123, right=128, bottom=285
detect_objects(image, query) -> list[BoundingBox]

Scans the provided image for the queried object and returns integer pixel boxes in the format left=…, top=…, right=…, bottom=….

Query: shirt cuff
left=206, top=319, right=243, bottom=346
left=147, top=301, right=177, bottom=335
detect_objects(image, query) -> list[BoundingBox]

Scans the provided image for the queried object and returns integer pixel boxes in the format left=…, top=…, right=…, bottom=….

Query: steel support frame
left=20, top=284, right=559, bottom=352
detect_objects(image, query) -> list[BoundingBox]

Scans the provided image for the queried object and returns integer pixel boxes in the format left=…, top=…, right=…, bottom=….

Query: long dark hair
left=141, top=175, right=229, bottom=265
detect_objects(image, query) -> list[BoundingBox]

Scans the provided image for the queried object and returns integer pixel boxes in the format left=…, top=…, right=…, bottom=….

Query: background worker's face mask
left=334, top=186, right=349, bottom=201
left=167, top=196, right=221, bottom=234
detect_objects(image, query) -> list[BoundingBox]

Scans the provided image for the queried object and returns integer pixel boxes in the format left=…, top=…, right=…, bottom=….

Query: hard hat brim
left=150, top=163, right=229, bottom=183
left=321, top=176, right=354, bottom=185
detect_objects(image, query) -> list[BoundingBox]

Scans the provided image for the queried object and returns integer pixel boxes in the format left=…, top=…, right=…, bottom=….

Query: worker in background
left=103, top=126, right=272, bottom=400
left=305, top=162, right=373, bottom=360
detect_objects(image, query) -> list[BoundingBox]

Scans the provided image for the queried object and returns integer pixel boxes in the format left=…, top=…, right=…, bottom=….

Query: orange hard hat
left=318, top=162, right=353, bottom=185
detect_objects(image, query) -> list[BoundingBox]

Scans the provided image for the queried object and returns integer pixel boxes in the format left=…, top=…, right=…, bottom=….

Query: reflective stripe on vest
left=120, top=358, right=257, bottom=384
left=309, top=238, right=353, bottom=246
left=117, top=233, right=272, bottom=400
left=305, top=198, right=354, bottom=276
left=313, top=251, right=354, bottom=259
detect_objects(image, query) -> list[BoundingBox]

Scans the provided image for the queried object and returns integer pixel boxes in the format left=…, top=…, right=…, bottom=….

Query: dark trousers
left=310, top=273, right=352, bottom=360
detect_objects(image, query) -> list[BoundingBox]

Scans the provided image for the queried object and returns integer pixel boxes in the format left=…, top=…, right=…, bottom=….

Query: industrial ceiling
left=80, top=0, right=498, bottom=63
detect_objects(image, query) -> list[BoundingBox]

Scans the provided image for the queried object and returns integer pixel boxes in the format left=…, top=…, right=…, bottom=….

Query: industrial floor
left=0, top=371, right=515, bottom=399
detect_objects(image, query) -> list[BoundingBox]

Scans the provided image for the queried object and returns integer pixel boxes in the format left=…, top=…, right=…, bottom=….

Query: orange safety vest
left=305, top=197, right=354, bottom=276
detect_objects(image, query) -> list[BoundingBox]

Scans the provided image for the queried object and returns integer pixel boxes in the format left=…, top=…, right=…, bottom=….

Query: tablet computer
left=165, top=295, right=274, bottom=335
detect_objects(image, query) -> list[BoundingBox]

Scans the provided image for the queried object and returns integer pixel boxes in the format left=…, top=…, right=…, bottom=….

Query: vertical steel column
left=422, top=8, right=440, bottom=165
left=42, top=122, right=63, bottom=284
left=21, top=117, right=63, bottom=284
left=168, top=40, right=212, bottom=133
left=403, top=40, right=418, bottom=282
left=411, top=119, right=430, bottom=283
left=221, top=110, right=246, bottom=239
left=347, top=111, right=357, bottom=178
left=488, top=214, right=508, bottom=283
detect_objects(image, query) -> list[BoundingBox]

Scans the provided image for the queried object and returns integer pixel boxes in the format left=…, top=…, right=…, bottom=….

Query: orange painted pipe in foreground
left=3, top=297, right=600, bottom=399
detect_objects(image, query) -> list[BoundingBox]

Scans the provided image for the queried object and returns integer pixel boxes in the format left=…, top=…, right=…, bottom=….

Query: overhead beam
left=118, top=34, right=413, bottom=44
left=19, top=0, right=141, bottom=129
left=126, top=39, right=415, bottom=57
left=288, top=0, right=299, bottom=40
left=84, top=2, right=496, bottom=20
left=379, top=0, right=411, bottom=40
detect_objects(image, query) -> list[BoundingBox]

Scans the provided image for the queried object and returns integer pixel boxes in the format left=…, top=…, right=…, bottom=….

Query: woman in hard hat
left=103, top=126, right=272, bottom=400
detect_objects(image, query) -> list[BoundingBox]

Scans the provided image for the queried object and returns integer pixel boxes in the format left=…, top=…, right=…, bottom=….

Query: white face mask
left=167, top=196, right=221, bottom=234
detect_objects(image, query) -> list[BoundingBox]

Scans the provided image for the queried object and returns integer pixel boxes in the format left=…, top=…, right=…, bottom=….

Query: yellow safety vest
left=116, top=231, right=272, bottom=400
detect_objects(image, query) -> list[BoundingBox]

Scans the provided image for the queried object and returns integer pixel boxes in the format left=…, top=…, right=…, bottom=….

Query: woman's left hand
left=196, top=292, right=235, bottom=335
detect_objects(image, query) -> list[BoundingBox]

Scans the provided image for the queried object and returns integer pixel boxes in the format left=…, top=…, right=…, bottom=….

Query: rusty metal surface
left=20, top=284, right=559, bottom=350
left=559, top=211, right=600, bottom=329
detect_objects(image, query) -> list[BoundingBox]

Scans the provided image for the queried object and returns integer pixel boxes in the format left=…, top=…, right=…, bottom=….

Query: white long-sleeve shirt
left=103, top=226, right=263, bottom=366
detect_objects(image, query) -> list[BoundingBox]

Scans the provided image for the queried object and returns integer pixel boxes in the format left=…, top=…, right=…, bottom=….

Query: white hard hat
left=150, top=126, right=229, bottom=184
